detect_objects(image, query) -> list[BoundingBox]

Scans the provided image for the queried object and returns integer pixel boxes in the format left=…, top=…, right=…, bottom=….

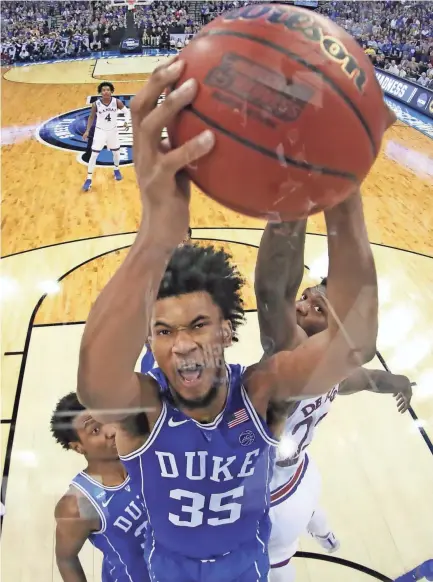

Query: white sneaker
left=309, top=531, right=340, bottom=553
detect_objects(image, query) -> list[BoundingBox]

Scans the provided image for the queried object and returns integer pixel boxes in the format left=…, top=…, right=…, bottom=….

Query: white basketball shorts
left=269, top=454, right=322, bottom=566
left=92, top=127, right=120, bottom=151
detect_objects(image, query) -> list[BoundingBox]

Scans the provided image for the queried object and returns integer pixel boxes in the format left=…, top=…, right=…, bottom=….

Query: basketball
left=168, top=3, right=389, bottom=220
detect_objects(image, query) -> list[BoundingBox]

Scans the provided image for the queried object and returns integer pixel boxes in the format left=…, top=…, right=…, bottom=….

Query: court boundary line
left=33, top=321, right=87, bottom=328
left=376, top=350, right=433, bottom=456
left=3, top=351, right=24, bottom=356
left=2, top=228, right=433, bottom=260
left=295, top=551, right=392, bottom=581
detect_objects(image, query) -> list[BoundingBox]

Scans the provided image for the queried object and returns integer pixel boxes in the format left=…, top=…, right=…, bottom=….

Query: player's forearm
left=340, top=368, right=411, bottom=396
left=56, top=557, right=87, bottom=582
left=255, top=220, right=307, bottom=300
left=324, top=191, right=378, bottom=364
left=338, top=367, right=378, bottom=394
left=255, top=220, right=307, bottom=354
left=85, top=111, right=95, bottom=132
left=78, top=220, right=175, bottom=409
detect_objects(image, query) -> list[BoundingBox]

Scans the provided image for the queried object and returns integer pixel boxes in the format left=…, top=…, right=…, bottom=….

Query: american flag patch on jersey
left=228, top=408, right=249, bottom=428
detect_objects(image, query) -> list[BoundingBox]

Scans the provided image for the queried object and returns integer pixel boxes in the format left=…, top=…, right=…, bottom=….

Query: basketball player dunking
left=255, top=219, right=413, bottom=582
left=51, top=393, right=149, bottom=582
left=82, top=82, right=131, bottom=192
left=77, top=59, right=380, bottom=582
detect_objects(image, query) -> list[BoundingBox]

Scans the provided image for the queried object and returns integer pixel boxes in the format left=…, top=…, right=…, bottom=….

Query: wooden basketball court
left=1, top=55, right=433, bottom=582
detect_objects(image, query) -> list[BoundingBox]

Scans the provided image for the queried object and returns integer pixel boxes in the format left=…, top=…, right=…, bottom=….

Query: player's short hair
left=157, top=244, right=245, bottom=341
left=98, top=81, right=114, bottom=93
left=50, top=392, right=85, bottom=450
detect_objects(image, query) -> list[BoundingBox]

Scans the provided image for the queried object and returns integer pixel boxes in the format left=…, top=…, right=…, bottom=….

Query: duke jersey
left=95, top=97, right=118, bottom=132
left=120, top=363, right=278, bottom=582
left=71, top=472, right=149, bottom=582
left=271, top=385, right=339, bottom=492
left=140, top=346, right=157, bottom=374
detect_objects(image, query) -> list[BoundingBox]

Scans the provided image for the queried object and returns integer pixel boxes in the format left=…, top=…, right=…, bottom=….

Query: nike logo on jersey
left=168, top=418, right=189, bottom=427
left=101, top=495, right=114, bottom=507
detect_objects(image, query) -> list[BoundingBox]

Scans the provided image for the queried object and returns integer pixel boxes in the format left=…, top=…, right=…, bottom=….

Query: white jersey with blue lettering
left=95, top=97, right=118, bottom=132
left=271, top=385, right=339, bottom=496
left=71, top=471, right=149, bottom=582
left=120, top=363, right=279, bottom=582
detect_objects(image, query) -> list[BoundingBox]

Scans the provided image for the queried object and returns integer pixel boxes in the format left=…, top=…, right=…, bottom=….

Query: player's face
left=296, top=285, right=328, bottom=337
left=72, top=411, right=119, bottom=461
left=100, top=86, right=112, bottom=99
left=150, top=291, right=232, bottom=409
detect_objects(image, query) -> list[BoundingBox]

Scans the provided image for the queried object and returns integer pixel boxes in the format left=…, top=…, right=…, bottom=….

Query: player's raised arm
left=77, top=60, right=214, bottom=416
left=255, top=220, right=307, bottom=356
left=252, top=190, right=378, bottom=401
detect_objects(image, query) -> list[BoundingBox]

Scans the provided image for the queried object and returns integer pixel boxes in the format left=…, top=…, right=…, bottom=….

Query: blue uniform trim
left=241, top=386, right=280, bottom=447
left=71, top=480, right=107, bottom=534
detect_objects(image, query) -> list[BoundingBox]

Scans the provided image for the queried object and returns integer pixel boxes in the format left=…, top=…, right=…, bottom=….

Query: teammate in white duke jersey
left=255, top=219, right=413, bottom=582
left=51, top=393, right=149, bottom=582
left=82, top=82, right=131, bottom=192
left=77, top=59, right=380, bottom=581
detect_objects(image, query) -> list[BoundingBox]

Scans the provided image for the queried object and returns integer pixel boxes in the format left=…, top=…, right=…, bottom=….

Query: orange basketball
left=168, top=3, right=389, bottom=220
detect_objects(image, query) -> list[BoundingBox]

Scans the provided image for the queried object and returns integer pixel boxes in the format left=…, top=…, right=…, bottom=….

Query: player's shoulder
left=55, top=485, right=100, bottom=534
left=55, top=485, right=86, bottom=520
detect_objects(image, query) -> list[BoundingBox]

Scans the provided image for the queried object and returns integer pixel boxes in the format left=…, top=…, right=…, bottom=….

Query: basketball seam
left=187, top=106, right=358, bottom=182
left=198, top=29, right=378, bottom=158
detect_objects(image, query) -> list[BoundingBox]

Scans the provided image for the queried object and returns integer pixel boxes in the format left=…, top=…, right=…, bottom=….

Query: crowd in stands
left=136, top=1, right=201, bottom=49
left=320, top=1, right=433, bottom=88
left=1, top=0, right=432, bottom=90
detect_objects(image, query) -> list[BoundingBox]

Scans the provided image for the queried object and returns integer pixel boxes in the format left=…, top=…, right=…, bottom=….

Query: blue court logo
left=239, top=430, right=255, bottom=446
left=36, top=94, right=166, bottom=167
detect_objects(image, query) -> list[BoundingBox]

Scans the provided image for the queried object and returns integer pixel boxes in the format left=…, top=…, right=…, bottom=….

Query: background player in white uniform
left=255, top=219, right=413, bottom=582
left=51, top=393, right=149, bottom=582
left=82, top=82, right=131, bottom=192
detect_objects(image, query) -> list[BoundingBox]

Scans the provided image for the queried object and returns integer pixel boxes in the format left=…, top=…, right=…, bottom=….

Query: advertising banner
left=375, top=68, right=433, bottom=119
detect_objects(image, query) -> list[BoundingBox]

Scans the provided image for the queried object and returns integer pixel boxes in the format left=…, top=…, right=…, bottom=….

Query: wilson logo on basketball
left=36, top=94, right=167, bottom=167
left=224, top=4, right=367, bottom=92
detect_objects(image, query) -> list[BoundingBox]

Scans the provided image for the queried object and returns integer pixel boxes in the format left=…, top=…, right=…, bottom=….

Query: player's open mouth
left=177, top=364, right=204, bottom=385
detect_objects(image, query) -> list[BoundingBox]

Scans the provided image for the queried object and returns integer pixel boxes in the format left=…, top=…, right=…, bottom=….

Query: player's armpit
left=113, top=377, right=163, bottom=456
left=252, top=327, right=374, bottom=402
left=55, top=494, right=95, bottom=582
left=255, top=220, right=307, bottom=355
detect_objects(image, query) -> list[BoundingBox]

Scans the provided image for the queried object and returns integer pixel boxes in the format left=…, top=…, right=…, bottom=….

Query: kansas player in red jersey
left=51, top=393, right=149, bottom=582
left=77, top=59, right=379, bottom=582
left=255, top=220, right=412, bottom=582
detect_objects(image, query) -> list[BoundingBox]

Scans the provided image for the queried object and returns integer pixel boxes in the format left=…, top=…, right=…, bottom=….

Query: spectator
left=387, top=59, right=400, bottom=75
left=417, top=72, right=429, bottom=87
